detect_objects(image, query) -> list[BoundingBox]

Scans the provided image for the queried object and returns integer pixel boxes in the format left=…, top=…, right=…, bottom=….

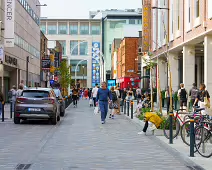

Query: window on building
left=177, top=0, right=180, bottom=30
left=110, top=20, right=126, bottom=28
left=195, top=0, right=200, bottom=18
left=80, top=23, right=89, bottom=35
left=80, top=41, right=88, bottom=55
left=91, top=23, right=100, bottom=35
left=70, top=23, right=78, bottom=34
left=188, top=0, right=191, bottom=23
left=209, top=0, right=212, bottom=19
left=59, top=41, right=66, bottom=55
left=70, top=41, right=78, bottom=55
left=137, top=19, right=142, bottom=24
left=48, top=25, right=57, bottom=34
left=129, top=19, right=135, bottom=24
left=40, top=24, right=46, bottom=34
left=58, top=23, right=67, bottom=34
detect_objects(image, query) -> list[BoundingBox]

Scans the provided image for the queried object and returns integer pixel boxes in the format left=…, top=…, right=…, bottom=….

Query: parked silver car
left=53, top=88, right=65, bottom=116
left=14, top=88, right=60, bottom=125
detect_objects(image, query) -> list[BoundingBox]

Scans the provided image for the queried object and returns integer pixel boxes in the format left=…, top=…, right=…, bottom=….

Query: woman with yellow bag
left=138, top=112, right=163, bottom=135
left=193, top=83, right=210, bottom=115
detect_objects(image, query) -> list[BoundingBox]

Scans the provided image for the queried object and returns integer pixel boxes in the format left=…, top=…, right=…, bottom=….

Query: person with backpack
left=189, top=83, right=199, bottom=107
left=177, top=83, right=188, bottom=110
left=109, top=86, right=118, bottom=119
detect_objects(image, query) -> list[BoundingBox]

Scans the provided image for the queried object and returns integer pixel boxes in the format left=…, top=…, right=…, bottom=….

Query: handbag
left=94, top=107, right=99, bottom=115
left=204, top=97, right=210, bottom=108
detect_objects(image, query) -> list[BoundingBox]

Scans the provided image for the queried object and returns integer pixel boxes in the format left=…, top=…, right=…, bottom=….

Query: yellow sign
left=50, top=66, right=55, bottom=73
left=50, top=54, right=54, bottom=62
left=142, top=0, right=151, bottom=52
left=114, top=70, right=117, bottom=74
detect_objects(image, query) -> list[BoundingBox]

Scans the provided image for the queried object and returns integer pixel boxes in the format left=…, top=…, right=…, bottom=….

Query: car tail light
left=48, top=97, right=55, bottom=104
left=16, top=97, right=27, bottom=104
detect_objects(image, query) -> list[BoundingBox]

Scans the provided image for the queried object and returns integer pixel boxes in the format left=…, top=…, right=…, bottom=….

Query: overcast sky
left=39, top=0, right=142, bottom=18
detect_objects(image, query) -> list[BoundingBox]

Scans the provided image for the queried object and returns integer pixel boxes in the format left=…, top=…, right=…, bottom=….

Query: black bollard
left=121, top=100, right=123, bottom=112
left=127, top=100, right=130, bottom=116
left=10, top=102, right=13, bottom=119
left=124, top=100, right=126, bottom=114
left=169, top=112, right=174, bottom=144
left=2, top=102, right=4, bottom=122
left=190, top=117, right=195, bottom=157
left=130, top=101, right=133, bottom=119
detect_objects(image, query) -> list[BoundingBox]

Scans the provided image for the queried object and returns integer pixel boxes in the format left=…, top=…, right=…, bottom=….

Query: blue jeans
left=99, top=101, right=108, bottom=121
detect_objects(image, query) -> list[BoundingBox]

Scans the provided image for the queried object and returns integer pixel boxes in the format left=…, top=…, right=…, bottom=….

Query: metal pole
left=190, top=117, right=195, bottom=157
left=2, top=101, right=4, bottom=122
left=169, top=112, right=174, bottom=144
left=127, top=101, right=130, bottom=116
left=26, top=56, right=29, bottom=87
left=124, top=100, right=126, bottom=114
left=131, top=101, right=133, bottom=119
left=10, top=101, right=12, bottom=118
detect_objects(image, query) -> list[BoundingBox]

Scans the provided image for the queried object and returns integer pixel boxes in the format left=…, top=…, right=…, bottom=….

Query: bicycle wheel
left=163, top=116, right=180, bottom=139
left=181, top=120, right=199, bottom=146
left=195, top=126, right=212, bottom=158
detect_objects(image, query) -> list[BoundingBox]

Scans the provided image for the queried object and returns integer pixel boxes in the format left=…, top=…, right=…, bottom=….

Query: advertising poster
left=92, top=42, right=100, bottom=87
left=107, top=79, right=116, bottom=90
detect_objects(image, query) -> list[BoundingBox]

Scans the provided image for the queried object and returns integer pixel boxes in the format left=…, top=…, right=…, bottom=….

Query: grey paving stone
left=0, top=101, right=193, bottom=170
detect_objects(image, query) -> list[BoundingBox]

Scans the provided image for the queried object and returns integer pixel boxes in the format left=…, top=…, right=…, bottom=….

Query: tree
left=57, top=60, right=71, bottom=96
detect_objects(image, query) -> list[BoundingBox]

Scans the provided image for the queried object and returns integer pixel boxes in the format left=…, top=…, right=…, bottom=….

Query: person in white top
left=92, top=83, right=99, bottom=107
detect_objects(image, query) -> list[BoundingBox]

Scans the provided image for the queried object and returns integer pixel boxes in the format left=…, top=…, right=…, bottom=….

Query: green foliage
left=173, top=91, right=178, bottom=101
left=161, top=90, right=166, bottom=99
left=57, top=60, right=71, bottom=95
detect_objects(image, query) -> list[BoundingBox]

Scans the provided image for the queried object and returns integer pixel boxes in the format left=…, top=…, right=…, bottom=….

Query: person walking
left=0, top=91, right=4, bottom=117
left=109, top=86, right=118, bottom=119
left=96, top=82, right=112, bottom=124
left=16, top=84, right=24, bottom=97
left=165, top=87, right=174, bottom=114
left=92, top=84, right=99, bottom=107
left=9, top=85, right=17, bottom=113
left=121, top=88, right=127, bottom=105
left=72, top=87, right=79, bottom=108
left=189, top=83, right=199, bottom=107
left=178, top=83, right=188, bottom=111
left=193, top=83, right=210, bottom=114
left=114, top=86, right=120, bottom=114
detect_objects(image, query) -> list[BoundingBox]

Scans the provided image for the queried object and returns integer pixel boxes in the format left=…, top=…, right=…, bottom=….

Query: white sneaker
left=138, top=131, right=146, bottom=135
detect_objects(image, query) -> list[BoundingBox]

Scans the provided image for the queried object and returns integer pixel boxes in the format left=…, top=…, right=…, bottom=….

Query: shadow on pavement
left=20, top=119, right=53, bottom=125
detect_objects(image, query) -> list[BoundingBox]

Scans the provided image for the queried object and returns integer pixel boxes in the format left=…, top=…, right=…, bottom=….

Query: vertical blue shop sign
left=92, top=42, right=100, bottom=87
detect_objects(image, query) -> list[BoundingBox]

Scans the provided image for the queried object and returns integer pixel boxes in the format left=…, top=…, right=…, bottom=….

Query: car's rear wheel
left=14, top=117, right=20, bottom=124
left=60, top=109, right=65, bottom=117
left=51, top=112, right=57, bottom=125
left=57, top=115, right=60, bottom=121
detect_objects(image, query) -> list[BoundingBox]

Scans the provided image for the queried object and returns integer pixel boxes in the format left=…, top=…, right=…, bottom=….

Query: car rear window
left=22, top=90, right=49, bottom=98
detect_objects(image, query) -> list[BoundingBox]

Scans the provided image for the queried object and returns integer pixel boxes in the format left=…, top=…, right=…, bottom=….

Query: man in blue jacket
left=96, top=81, right=112, bottom=124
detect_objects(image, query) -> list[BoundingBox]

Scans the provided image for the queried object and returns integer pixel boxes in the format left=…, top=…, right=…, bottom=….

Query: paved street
left=0, top=100, right=198, bottom=170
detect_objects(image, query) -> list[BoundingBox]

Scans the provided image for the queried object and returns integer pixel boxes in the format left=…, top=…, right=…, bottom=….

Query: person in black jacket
left=0, top=91, right=4, bottom=117
left=178, top=83, right=188, bottom=110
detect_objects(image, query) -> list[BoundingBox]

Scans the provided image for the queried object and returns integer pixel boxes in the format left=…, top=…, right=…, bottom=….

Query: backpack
left=190, top=88, right=198, bottom=99
left=111, top=91, right=117, bottom=101
left=180, top=89, right=187, bottom=100
left=8, top=90, right=12, bottom=99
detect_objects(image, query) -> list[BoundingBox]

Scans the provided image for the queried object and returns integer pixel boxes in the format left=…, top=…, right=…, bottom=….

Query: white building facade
left=0, top=0, right=41, bottom=101
left=150, top=0, right=212, bottom=105
left=40, top=18, right=102, bottom=88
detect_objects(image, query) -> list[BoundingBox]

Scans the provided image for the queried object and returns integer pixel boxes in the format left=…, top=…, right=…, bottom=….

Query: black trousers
left=93, top=97, right=96, bottom=107
left=72, top=95, right=78, bottom=105
left=167, top=97, right=173, bottom=113
left=143, top=121, right=149, bottom=132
